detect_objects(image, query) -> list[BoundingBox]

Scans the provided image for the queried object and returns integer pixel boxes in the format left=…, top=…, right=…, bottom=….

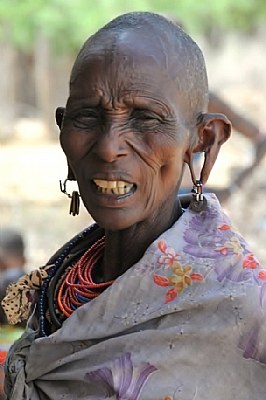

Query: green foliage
left=0, top=0, right=265, bottom=54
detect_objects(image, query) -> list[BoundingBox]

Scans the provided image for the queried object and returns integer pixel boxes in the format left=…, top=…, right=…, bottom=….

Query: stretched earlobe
left=55, top=107, right=65, bottom=129
left=194, top=113, right=231, bottom=184
left=66, top=162, right=76, bottom=181
left=56, top=107, right=75, bottom=180
left=183, top=150, right=197, bottom=185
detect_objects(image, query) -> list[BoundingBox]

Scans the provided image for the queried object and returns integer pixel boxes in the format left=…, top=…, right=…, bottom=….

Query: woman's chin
left=88, top=208, right=142, bottom=232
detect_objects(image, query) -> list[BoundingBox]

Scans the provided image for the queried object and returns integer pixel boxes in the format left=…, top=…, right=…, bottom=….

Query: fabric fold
left=4, top=194, right=266, bottom=400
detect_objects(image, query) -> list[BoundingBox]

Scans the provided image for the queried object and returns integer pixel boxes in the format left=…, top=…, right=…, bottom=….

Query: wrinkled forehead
left=68, top=26, right=206, bottom=125
left=71, top=28, right=183, bottom=86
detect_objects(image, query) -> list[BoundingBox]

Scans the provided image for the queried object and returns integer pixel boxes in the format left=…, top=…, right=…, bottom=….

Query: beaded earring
left=189, top=180, right=207, bottom=212
left=59, top=179, right=80, bottom=216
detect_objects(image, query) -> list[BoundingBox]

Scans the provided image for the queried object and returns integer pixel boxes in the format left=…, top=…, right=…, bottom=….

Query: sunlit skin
left=58, top=28, right=230, bottom=281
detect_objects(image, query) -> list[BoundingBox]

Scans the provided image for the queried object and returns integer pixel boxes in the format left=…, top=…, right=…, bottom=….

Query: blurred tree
left=0, top=0, right=266, bottom=55
left=0, top=0, right=265, bottom=140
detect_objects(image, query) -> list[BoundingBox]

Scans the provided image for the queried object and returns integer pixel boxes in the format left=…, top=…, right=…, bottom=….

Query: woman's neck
left=102, top=198, right=182, bottom=281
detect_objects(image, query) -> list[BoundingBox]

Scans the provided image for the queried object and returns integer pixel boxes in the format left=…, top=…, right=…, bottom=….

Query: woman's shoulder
left=1, top=224, right=104, bottom=328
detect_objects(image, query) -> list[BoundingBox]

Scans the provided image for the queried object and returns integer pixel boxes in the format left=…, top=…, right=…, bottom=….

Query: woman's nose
left=93, top=125, right=128, bottom=163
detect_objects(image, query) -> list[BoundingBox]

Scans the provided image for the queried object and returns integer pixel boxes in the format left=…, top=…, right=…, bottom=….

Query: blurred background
left=0, top=0, right=266, bottom=269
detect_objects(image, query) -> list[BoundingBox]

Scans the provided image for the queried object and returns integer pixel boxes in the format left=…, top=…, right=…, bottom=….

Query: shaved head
left=71, top=12, right=208, bottom=129
left=59, top=12, right=230, bottom=234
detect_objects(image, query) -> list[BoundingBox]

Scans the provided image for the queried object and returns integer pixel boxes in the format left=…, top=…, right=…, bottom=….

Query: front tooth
left=94, top=179, right=134, bottom=193
left=94, top=179, right=108, bottom=188
left=112, top=187, right=120, bottom=195
left=95, top=180, right=126, bottom=189
left=107, top=181, right=117, bottom=189
left=117, top=180, right=128, bottom=188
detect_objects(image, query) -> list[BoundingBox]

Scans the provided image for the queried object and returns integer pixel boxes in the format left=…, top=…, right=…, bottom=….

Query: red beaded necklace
left=57, top=236, right=114, bottom=318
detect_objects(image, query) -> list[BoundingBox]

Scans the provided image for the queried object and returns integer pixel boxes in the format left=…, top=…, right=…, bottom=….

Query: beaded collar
left=38, top=223, right=104, bottom=337
left=57, top=236, right=114, bottom=319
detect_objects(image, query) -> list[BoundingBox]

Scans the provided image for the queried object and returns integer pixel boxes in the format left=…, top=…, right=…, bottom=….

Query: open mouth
left=93, top=179, right=136, bottom=196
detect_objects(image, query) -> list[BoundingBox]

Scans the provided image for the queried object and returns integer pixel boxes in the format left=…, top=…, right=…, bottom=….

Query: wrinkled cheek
left=161, top=156, right=184, bottom=186
left=141, top=169, right=163, bottom=211
left=76, top=170, right=92, bottom=194
left=60, top=129, right=90, bottom=161
left=143, top=184, right=156, bottom=210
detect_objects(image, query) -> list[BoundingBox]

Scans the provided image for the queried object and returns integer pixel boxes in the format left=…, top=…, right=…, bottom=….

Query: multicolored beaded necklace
left=38, top=203, right=186, bottom=337
left=38, top=224, right=106, bottom=337
left=57, top=236, right=114, bottom=318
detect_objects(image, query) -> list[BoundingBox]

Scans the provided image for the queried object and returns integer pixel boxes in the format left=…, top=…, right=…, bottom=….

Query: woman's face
left=60, top=40, right=191, bottom=230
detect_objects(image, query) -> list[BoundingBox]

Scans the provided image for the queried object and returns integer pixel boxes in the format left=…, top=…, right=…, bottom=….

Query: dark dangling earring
left=69, top=191, right=80, bottom=216
left=59, top=179, right=80, bottom=216
left=189, top=179, right=207, bottom=212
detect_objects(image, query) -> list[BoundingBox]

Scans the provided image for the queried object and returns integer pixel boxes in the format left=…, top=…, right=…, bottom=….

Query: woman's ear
left=193, top=113, right=231, bottom=184
left=55, top=107, right=65, bottom=129
left=55, top=107, right=75, bottom=180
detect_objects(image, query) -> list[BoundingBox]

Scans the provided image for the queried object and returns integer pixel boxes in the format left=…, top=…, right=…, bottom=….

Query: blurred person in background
left=208, top=91, right=266, bottom=161
left=0, top=228, right=26, bottom=323
left=181, top=90, right=266, bottom=199
left=0, top=228, right=26, bottom=400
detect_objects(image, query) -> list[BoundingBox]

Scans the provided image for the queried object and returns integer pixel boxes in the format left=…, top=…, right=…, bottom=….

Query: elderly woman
left=2, top=12, right=266, bottom=400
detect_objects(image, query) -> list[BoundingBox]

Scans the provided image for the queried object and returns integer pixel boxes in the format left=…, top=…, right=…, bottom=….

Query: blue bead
left=38, top=226, right=97, bottom=334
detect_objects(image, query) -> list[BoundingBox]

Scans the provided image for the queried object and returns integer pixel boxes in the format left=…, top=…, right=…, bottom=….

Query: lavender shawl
left=5, top=194, right=266, bottom=399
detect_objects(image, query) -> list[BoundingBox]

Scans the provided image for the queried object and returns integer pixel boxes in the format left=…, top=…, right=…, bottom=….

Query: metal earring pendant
left=60, top=179, right=80, bottom=216
left=189, top=180, right=207, bottom=212
left=69, top=191, right=80, bottom=216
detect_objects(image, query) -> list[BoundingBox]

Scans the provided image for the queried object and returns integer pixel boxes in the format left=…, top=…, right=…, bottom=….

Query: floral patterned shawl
left=4, top=194, right=266, bottom=400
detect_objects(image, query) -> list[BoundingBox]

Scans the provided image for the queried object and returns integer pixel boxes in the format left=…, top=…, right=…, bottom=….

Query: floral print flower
left=153, top=275, right=169, bottom=287
left=227, top=236, right=243, bottom=255
left=157, top=240, right=180, bottom=266
left=215, top=236, right=243, bottom=256
left=180, top=194, right=266, bottom=364
left=258, top=270, right=266, bottom=280
left=242, top=253, right=260, bottom=269
left=217, top=223, right=231, bottom=230
left=154, top=241, right=203, bottom=303
left=85, top=352, right=157, bottom=400
left=182, top=203, right=262, bottom=286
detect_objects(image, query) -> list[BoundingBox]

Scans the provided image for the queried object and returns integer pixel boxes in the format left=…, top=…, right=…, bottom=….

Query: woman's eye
left=73, top=111, right=100, bottom=129
left=132, top=110, right=162, bottom=128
